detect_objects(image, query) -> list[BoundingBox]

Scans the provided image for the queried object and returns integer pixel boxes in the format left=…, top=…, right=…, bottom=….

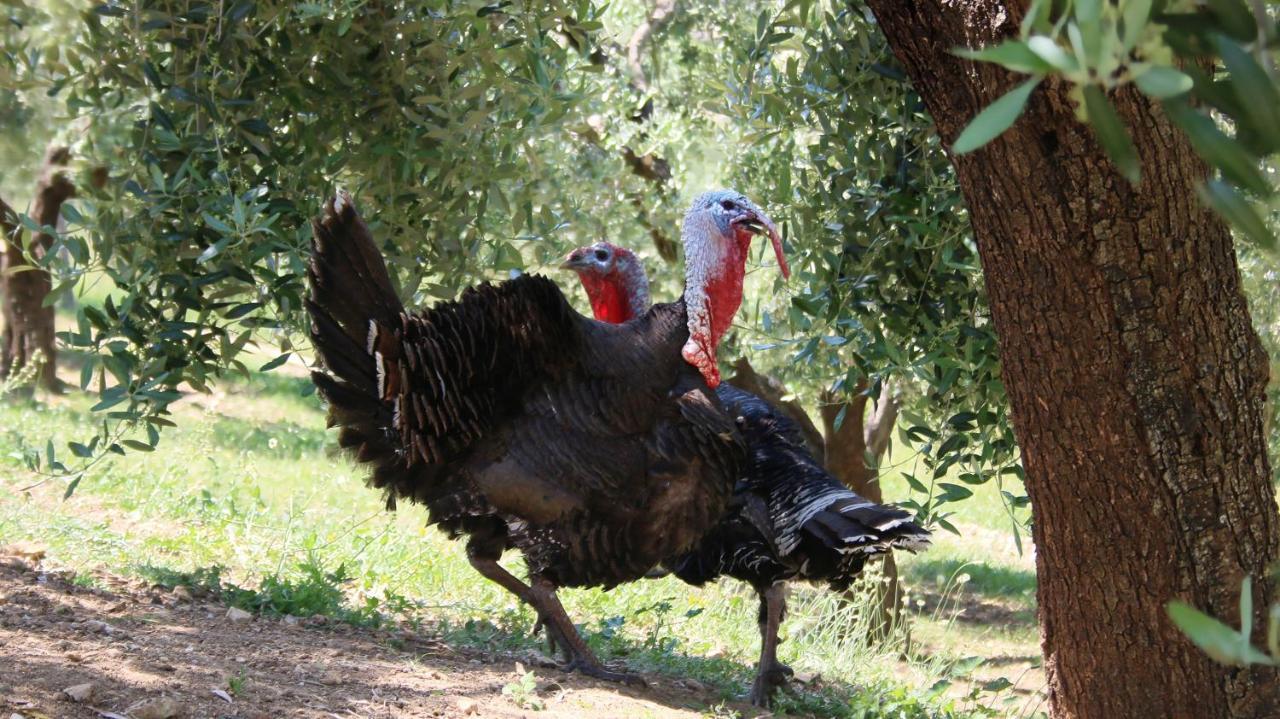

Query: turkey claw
left=749, top=661, right=793, bottom=708
left=562, top=658, right=647, bottom=687
left=764, top=662, right=794, bottom=685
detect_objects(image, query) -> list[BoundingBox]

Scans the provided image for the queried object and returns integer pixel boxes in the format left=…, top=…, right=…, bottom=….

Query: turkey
left=306, top=189, right=788, bottom=683
left=562, top=241, right=931, bottom=706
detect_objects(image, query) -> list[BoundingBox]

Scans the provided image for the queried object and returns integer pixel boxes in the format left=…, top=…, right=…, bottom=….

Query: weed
left=501, top=665, right=545, bottom=711
left=227, top=669, right=247, bottom=697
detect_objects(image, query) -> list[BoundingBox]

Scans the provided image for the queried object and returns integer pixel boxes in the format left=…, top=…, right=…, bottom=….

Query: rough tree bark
left=1, top=145, right=74, bottom=394
left=821, top=381, right=901, bottom=638
left=864, top=2, right=1280, bottom=717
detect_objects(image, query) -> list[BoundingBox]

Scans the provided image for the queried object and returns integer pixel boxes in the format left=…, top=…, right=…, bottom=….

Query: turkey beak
left=559, top=250, right=585, bottom=271
left=737, top=210, right=790, bottom=280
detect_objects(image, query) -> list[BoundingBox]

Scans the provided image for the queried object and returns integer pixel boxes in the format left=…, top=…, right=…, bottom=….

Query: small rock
left=456, top=698, right=480, bottom=715
left=795, top=671, right=821, bottom=685
left=705, top=643, right=727, bottom=659
left=680, top=678, right=707, bottom=692
left=124, top=697, right=182, bottom=719
left=11, top=712, right=27, bottom=719
left=225, top=607, right=253, bottom=623
left=62, top=682, right=95, bottom=703
left=282, top=614, right=299, bottom=626
left=1, top=543, right=46, bottom=564
left=82, top=619, right=113, bottom=634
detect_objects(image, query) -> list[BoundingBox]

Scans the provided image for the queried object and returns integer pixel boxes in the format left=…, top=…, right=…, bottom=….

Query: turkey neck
left=682, top=214, right=752, bottom=388
left=580, top=261, right=650, bottom=323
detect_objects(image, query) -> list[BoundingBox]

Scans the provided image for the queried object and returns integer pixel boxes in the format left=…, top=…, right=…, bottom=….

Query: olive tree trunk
left=863, top=2, right=1280, bottom=717
left=821, top=381, right=901, bottom=638
left=1, top=145, right=74, bottom=394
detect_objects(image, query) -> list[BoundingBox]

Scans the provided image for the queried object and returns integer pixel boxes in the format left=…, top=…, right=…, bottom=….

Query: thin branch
left=626, top=0, right=678, bottom=93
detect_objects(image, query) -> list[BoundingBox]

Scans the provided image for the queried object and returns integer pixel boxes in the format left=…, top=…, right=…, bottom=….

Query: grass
left=0, top=361, right=1045, bottom=718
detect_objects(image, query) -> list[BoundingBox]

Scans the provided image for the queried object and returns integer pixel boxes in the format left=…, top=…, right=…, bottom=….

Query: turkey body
left=354, top=287, right=742, bottom=590
left=307, top=195, right=746, bottom=680
left=561, top=241, right=929, bottom=705
left=669, top=385, right=930, bottom=706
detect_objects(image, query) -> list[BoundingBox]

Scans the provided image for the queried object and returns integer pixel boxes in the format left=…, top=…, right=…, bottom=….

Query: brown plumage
left=306, top=190, right=786, bottom=682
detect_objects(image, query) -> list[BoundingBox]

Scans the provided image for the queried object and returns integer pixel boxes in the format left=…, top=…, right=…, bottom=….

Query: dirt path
left=0, top=555, right=758, bottom=719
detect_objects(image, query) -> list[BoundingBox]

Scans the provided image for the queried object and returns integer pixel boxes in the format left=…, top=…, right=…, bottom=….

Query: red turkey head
left=681, top=190, right=788, bottom=388
left=561, top=241, right=651, bottom=324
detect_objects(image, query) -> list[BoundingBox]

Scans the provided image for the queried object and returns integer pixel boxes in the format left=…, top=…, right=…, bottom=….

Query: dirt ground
left=0, top=555, right=759, bottom=719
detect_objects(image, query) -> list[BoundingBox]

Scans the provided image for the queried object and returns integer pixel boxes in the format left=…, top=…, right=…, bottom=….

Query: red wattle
left=702, top=230, right=752, bottom=348
left=580, top=272, right=635, bottom=324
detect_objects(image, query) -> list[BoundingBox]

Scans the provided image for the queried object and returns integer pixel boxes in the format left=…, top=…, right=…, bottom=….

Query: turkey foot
left=528, top=577, right=647, bottom=688
left=530, top=618, right=561, bottom=658
left=749, top=659, right=794, bottom=705
left=467, top=554, right=644, bottom=687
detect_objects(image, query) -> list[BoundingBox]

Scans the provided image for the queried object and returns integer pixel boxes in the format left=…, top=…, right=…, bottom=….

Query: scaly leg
left=466, top=548, right=644, bottom=686
left=749, top=582, right=792, bottom=707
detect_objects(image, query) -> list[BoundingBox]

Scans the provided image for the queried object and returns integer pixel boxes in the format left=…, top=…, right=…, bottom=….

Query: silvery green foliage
left=1168, top=577, right=1279, bottom=667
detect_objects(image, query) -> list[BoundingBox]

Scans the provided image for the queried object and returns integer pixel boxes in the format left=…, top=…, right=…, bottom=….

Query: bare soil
left=0, top=556, right=759, bottom=719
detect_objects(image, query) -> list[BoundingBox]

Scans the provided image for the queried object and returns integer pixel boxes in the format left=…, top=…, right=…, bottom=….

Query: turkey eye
left=594, top=249, right=609, bottom=261
left=720, top=200, right=737, bottom=210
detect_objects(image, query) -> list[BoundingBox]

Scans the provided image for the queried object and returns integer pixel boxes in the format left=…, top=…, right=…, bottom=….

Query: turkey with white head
left=562, top=233, right=930, bottom=706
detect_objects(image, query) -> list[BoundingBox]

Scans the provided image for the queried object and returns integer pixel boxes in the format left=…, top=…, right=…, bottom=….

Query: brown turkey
left=563, top=241, right=930, bottom=706
left=306, top=189, right=788, bottom=683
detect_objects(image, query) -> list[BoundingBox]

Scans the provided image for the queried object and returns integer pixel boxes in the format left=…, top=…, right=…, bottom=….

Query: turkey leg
left=466, top=553, right=644, bottom=686
left=749, top=582, right=793, bottom=707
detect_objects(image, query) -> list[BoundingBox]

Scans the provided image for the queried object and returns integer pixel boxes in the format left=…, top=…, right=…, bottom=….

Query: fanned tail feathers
left=306, top=192, right=582, bottom=509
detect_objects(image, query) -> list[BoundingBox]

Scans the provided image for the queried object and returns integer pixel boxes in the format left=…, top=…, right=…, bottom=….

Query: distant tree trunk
left=1, top=145, right=74, bottom=394
left=865, top=2, right=1280, bottom=717
left=821, top=380, right=901, bottom=638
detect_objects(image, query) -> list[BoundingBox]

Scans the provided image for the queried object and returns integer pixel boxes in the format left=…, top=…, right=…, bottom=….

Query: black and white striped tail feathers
left=791, top=485, right=932, bottom=556
left=715, top=383, right=930, bottom=571
left=306, top=192, right=583, bottom=510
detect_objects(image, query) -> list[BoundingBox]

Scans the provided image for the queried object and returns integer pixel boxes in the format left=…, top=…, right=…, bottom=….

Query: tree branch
left=626, top=0, right=678, bottom=93
left=864, top=379, right=897, bottom=463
